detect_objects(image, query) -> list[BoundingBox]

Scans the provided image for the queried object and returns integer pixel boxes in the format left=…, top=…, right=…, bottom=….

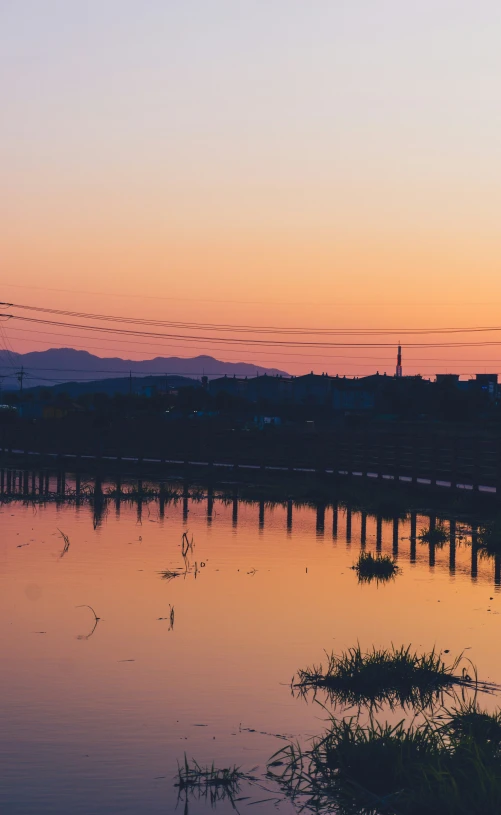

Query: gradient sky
left=2, top=1, right=501, bottom=376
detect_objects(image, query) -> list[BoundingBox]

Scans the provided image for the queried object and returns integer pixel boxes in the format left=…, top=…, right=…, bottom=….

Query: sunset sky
left=2, top=1, right=501, bottom=377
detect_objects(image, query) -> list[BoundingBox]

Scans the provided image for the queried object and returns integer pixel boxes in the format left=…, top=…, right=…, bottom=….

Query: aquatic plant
left=268, top=705, right=501, bottom=815
left=181, top=531, right=193, bottom=557
left=158, top=569, right=181, bottom=582
left=354, top=552, right=399, bottom=583
left=294, top=645, right=491, bottom=710
left=438, top=698, right=501, bottom=751
left=57, top=528, right=71, bottom=558
left=175, top=755, right=259, bottom=808
left=477, top=520, right=501, bottom=558
left=419, top=523, right=448, bottom=545
left=75, top=604, right=101, bottom=640
left=176, top=756, right=253, bottom=790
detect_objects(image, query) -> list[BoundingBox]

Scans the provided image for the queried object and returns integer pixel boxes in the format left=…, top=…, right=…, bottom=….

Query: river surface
left=1, top=474, right=500, bottom=813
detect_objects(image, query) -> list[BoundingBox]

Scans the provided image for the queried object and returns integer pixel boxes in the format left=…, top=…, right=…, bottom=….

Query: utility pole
left=16, top=366, right=26, bottom=393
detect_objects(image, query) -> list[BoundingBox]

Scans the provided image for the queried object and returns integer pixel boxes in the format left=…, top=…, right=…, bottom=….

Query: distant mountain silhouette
left=0, top=348, right=288, bottom=390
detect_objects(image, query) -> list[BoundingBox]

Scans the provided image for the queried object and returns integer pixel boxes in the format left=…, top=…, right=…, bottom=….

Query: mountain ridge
left=0, top=348, right=289, bottom=389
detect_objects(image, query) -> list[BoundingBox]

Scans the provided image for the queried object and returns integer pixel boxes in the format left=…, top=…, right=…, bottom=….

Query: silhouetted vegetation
left=354, top=553, right=399, bottom=583
left=294, top=645, right=490, bottom=710
left=175, top=756, right=258, bottom=808
left=268, top=701, right=501, bottom=814
left=419, top=523, right=449, bottom=545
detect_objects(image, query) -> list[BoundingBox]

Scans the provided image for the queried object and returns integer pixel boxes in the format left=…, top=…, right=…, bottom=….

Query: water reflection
left=1, top=466, right=501, bottom=813
left=1, top=467, right=501, bottom=586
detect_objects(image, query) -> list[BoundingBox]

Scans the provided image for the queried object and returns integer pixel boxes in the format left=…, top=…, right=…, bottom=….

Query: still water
left=1, top=474, right=500, bottom=813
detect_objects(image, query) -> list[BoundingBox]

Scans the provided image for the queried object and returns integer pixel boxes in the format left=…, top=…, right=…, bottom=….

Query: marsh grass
left=437, top=698, right=501, bottom=749
left=419, top=523, right=449, bottom=545
left=268, top=705, right=501, bottom=815
left=477, top=520, right=501, bottom=558
left=294, top=645, right=494, bottom=710
left=175, top=755, right=258, bottom=809
left=354, top=552, right=399, bottom=584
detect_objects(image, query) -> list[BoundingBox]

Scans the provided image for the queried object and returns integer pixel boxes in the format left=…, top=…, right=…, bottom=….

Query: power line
left=7, top=313, right=501, bottom=349
left=3, top=325, right=501, bottom=366
left=5, top=300, right=501, bottom=336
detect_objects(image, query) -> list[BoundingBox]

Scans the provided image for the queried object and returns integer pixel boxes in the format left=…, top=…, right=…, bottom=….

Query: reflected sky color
left=1, top=477, right=501, bottom=812
left=2, top=2, right=501, bottom=374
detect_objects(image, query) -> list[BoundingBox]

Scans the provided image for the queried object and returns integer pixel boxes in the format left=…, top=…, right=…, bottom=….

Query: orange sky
left=2, top=1, right=501, bottom=377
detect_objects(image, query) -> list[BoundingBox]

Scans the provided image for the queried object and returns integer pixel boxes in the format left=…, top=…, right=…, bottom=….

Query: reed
left=268, top=705, right=501, bottom=815
left=419, top=523, right=449, bottom=545
left=175, top=755, right=258, bottom=807
left=294, top=645, right=493, bottom=710
left=354, top=552, right=399, bottom=583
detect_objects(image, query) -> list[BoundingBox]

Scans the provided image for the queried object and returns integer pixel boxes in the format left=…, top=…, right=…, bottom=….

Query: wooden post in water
left=182, top=481, right=189, bottom=522
left=93, top=476, right=105, bottom=528
left=207, top=487, right=214, bottom=525
left=360, top=511, right=367, bottom=548
left=259, top=499, right=265, bottom=530
left=345, top=505, right=352, bottom=543
left=232, top=490, right=239, bottom=528
left=0, top=469, right=4, bottom=494
left=159, top=482, right=165, bottom=520
left=392, top=517, right=399, bottom=557
left=429, top=541, right=435, bottom=567
left=38, top=471, right=43, bottom=495
left=6, top=469, right=11, bottom=493
left=428, top=514, right=436, bottom=567
left=332, top=504, right=338, bottom=539
left=410, top=511, right=417, bottom=562
left=316, top=503, right=325, bottom=535
left=471, top=524, right=478, bottom=580
left=114, top=476, right=121, bottom=516
left=449, top=519, right=456, bottom=575
left=286, top=499, right=292, bottom=533
left=376, top=515, right=382, bottom=552
left=31, top=471, right=36, bottom=495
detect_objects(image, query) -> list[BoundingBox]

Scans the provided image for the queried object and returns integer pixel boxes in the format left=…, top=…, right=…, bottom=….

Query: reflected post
left=449, top=519, right=456, bottom=575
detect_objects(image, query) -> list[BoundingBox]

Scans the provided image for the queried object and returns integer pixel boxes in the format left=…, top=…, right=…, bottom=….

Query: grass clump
left=354, top=552, right=399, bottom=584
left=477, top=521, right=501, bottom=558
left=419, top=523, right=448, bottom=545
left=268, top=705, right=501, bottom=815
left=439, top=698, right=501, bottom=750
left=295, top=645, right=486, bottom=710
left=175, top=755, right=257, bottom=807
